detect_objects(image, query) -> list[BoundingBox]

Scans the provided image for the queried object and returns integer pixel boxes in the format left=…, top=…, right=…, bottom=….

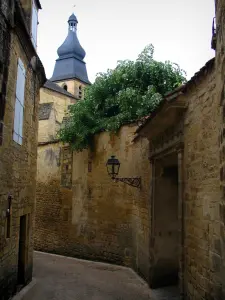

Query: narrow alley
left=1, top=1, right=223, bottom=299
left=16, top=252, right=179, bottom=300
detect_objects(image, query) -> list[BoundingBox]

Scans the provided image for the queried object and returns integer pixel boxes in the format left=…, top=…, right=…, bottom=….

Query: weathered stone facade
left=34, top=124, right=151, bottom=281
left=216, top=0, right=225, bottom=298
left=34, top=1, right=225, bottom=299
left=0, top=1, right=46, bottom=299
left=34, top=81, right=78, bottom=257
left=35, top=61, right=222, bottom=300
left=183, top=61, right=220, bottom=300
left=137, top=56, right=222, bottom=298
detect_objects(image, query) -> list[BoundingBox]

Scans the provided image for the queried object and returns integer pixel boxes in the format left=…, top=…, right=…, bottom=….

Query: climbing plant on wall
left=59, top=44, right=186, bottom=151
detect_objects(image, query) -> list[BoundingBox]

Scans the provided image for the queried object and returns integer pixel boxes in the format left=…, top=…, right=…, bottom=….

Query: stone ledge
left=11, top=279, right=37, bottom=300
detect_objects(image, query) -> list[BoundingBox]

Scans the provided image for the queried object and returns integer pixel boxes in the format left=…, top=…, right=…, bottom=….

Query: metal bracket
left=113, top=177, right=141, bottom=189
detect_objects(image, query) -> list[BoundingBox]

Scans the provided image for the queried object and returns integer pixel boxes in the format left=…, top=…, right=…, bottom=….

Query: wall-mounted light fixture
left=106, top=155, right=141, bottom=189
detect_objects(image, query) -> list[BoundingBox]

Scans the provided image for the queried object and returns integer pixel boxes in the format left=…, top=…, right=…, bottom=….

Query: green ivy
left=59, top=44, right=186, bottom=151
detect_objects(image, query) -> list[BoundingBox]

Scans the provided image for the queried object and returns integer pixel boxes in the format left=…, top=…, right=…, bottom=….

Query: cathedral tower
left=51, top=13, right=90, bottom=98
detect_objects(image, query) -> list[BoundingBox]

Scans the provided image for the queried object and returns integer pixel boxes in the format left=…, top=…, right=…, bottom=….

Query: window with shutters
left=31, top=0, right=38, bottom=48
left=13, top=58, right=26, bottom=145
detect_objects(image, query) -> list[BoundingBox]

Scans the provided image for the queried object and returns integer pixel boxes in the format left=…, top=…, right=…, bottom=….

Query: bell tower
left=50, top=13, right=90, bottom=98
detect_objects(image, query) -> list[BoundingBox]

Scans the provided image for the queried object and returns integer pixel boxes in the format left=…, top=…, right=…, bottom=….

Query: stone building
left=34, top=1, right=225, bottom=299
left=35, top=122, right=151, bottom=274
left=34, top=13, right=90, bottom=252
left=133, top=1, right=225, bottom=297
left=0, top=0, right=46, bottom=299
left=136, top=58, right=219, bottom=298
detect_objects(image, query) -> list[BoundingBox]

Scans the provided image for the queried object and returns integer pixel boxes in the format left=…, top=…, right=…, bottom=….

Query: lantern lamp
left=106, top=155, right=120, bottom=179
left=106, top=155, right=141, bottom=189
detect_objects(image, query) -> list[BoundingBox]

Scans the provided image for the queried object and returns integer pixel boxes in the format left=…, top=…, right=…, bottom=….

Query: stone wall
left=182, top=61, right=221, bottom=299
left=34, top=124, right=151, bottom=281
left=136, top=55, right=221, bottom=297
left=34, top=142, right=74, bottom=253
left=39, top=87, right=75, bottom=125
left=216, top=0, right=225, bottom=298
left=38, top=108, right=56, bottom=143
left=0, top=29, right=44, bottom=299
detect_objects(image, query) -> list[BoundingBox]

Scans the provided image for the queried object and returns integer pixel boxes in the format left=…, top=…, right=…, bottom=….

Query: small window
left=6, top=213, right=11, bottom=238
left=63, top=84, right=68, bottom=91
left=0, top=122, right=3, bottom=145
left=31, top=0, right=38, bottom=48
left=88, top=160, right=92, bottom=172
left=0, top=93, right=5, bottom=146
left=13, top=58, right=26, bottom=145
left=5, top=195, right=12, bottom=239
left=78, top=85, right=82, bottom=99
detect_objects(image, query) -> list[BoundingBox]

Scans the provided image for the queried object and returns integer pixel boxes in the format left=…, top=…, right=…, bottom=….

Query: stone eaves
left=44, top=80, right=78, bottom=99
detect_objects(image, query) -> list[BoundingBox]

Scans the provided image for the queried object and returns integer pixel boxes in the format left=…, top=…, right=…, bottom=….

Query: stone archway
left=148, top=143, right=185, bottom=300
left=149, top=150, right=180, bottom=288
left=135, top=91, right=186, bottom=295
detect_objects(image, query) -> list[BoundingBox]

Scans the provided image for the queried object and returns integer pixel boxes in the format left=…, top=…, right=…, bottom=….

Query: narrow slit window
left=6, top=196, right=12, bottom=239
left=78, top=85, right=82, bottom=99
left=6, top=214, right=11, bottom=238
left=0, top=122, right=3, bottom=145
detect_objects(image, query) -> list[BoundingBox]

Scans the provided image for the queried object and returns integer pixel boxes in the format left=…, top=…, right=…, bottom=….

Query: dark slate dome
left=57, top=14, right=86, bottom=60
left=50, top=13, right=90, bottom=84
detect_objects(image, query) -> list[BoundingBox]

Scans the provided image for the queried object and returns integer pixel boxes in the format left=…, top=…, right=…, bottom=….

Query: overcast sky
left=37, top=0, right=215, bottom=83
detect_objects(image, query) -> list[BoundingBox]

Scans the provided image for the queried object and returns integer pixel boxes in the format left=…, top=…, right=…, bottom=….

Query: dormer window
left=31, top=0, right=38, bottom=48
left=63, top=84, right=68, bottom=91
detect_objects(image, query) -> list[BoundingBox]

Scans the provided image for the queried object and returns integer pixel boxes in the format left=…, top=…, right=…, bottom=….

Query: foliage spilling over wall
left=59, top=44, right=186, bottom=151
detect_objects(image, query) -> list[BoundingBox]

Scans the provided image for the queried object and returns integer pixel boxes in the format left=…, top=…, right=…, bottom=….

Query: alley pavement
left=19, top=251, right=179, bottom=300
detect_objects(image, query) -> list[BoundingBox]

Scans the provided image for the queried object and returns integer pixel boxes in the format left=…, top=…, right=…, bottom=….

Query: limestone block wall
left=0, top=32, right=42, bottom=298
left=40, top=87, right=75, bottom=124
left=34, top=124, right=151, bottom=281
left=183, top=62, right=221, bottom=299
left=38, top=109, right=56, bottom=143
left=72, top=125, right=151, bottom=278
left=34, top=143, right=74, bottom=253
left=216, top=0, right=225, bottom=298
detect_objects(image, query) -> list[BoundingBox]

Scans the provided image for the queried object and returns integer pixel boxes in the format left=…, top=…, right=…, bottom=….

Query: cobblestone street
left=18, top=251, right=179, bottom=300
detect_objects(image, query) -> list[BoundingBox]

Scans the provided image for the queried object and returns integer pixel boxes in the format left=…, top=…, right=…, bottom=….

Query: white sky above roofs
left=37, top=0, right=215, bottom=83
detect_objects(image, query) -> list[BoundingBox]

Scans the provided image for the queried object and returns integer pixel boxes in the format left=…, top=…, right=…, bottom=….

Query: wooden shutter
left=31, top=1, right=38, bottom=48
left=13, top=58, right=26, bottom=145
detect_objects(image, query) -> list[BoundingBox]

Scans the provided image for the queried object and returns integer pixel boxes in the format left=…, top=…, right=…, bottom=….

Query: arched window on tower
left=63, top=84, right=68, bottom=91
left=78, top=85, right=82, bottom=99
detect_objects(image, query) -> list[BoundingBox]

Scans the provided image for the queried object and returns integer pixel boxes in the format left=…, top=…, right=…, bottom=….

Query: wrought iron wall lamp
left=106, top=155, right=141, bottom=189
